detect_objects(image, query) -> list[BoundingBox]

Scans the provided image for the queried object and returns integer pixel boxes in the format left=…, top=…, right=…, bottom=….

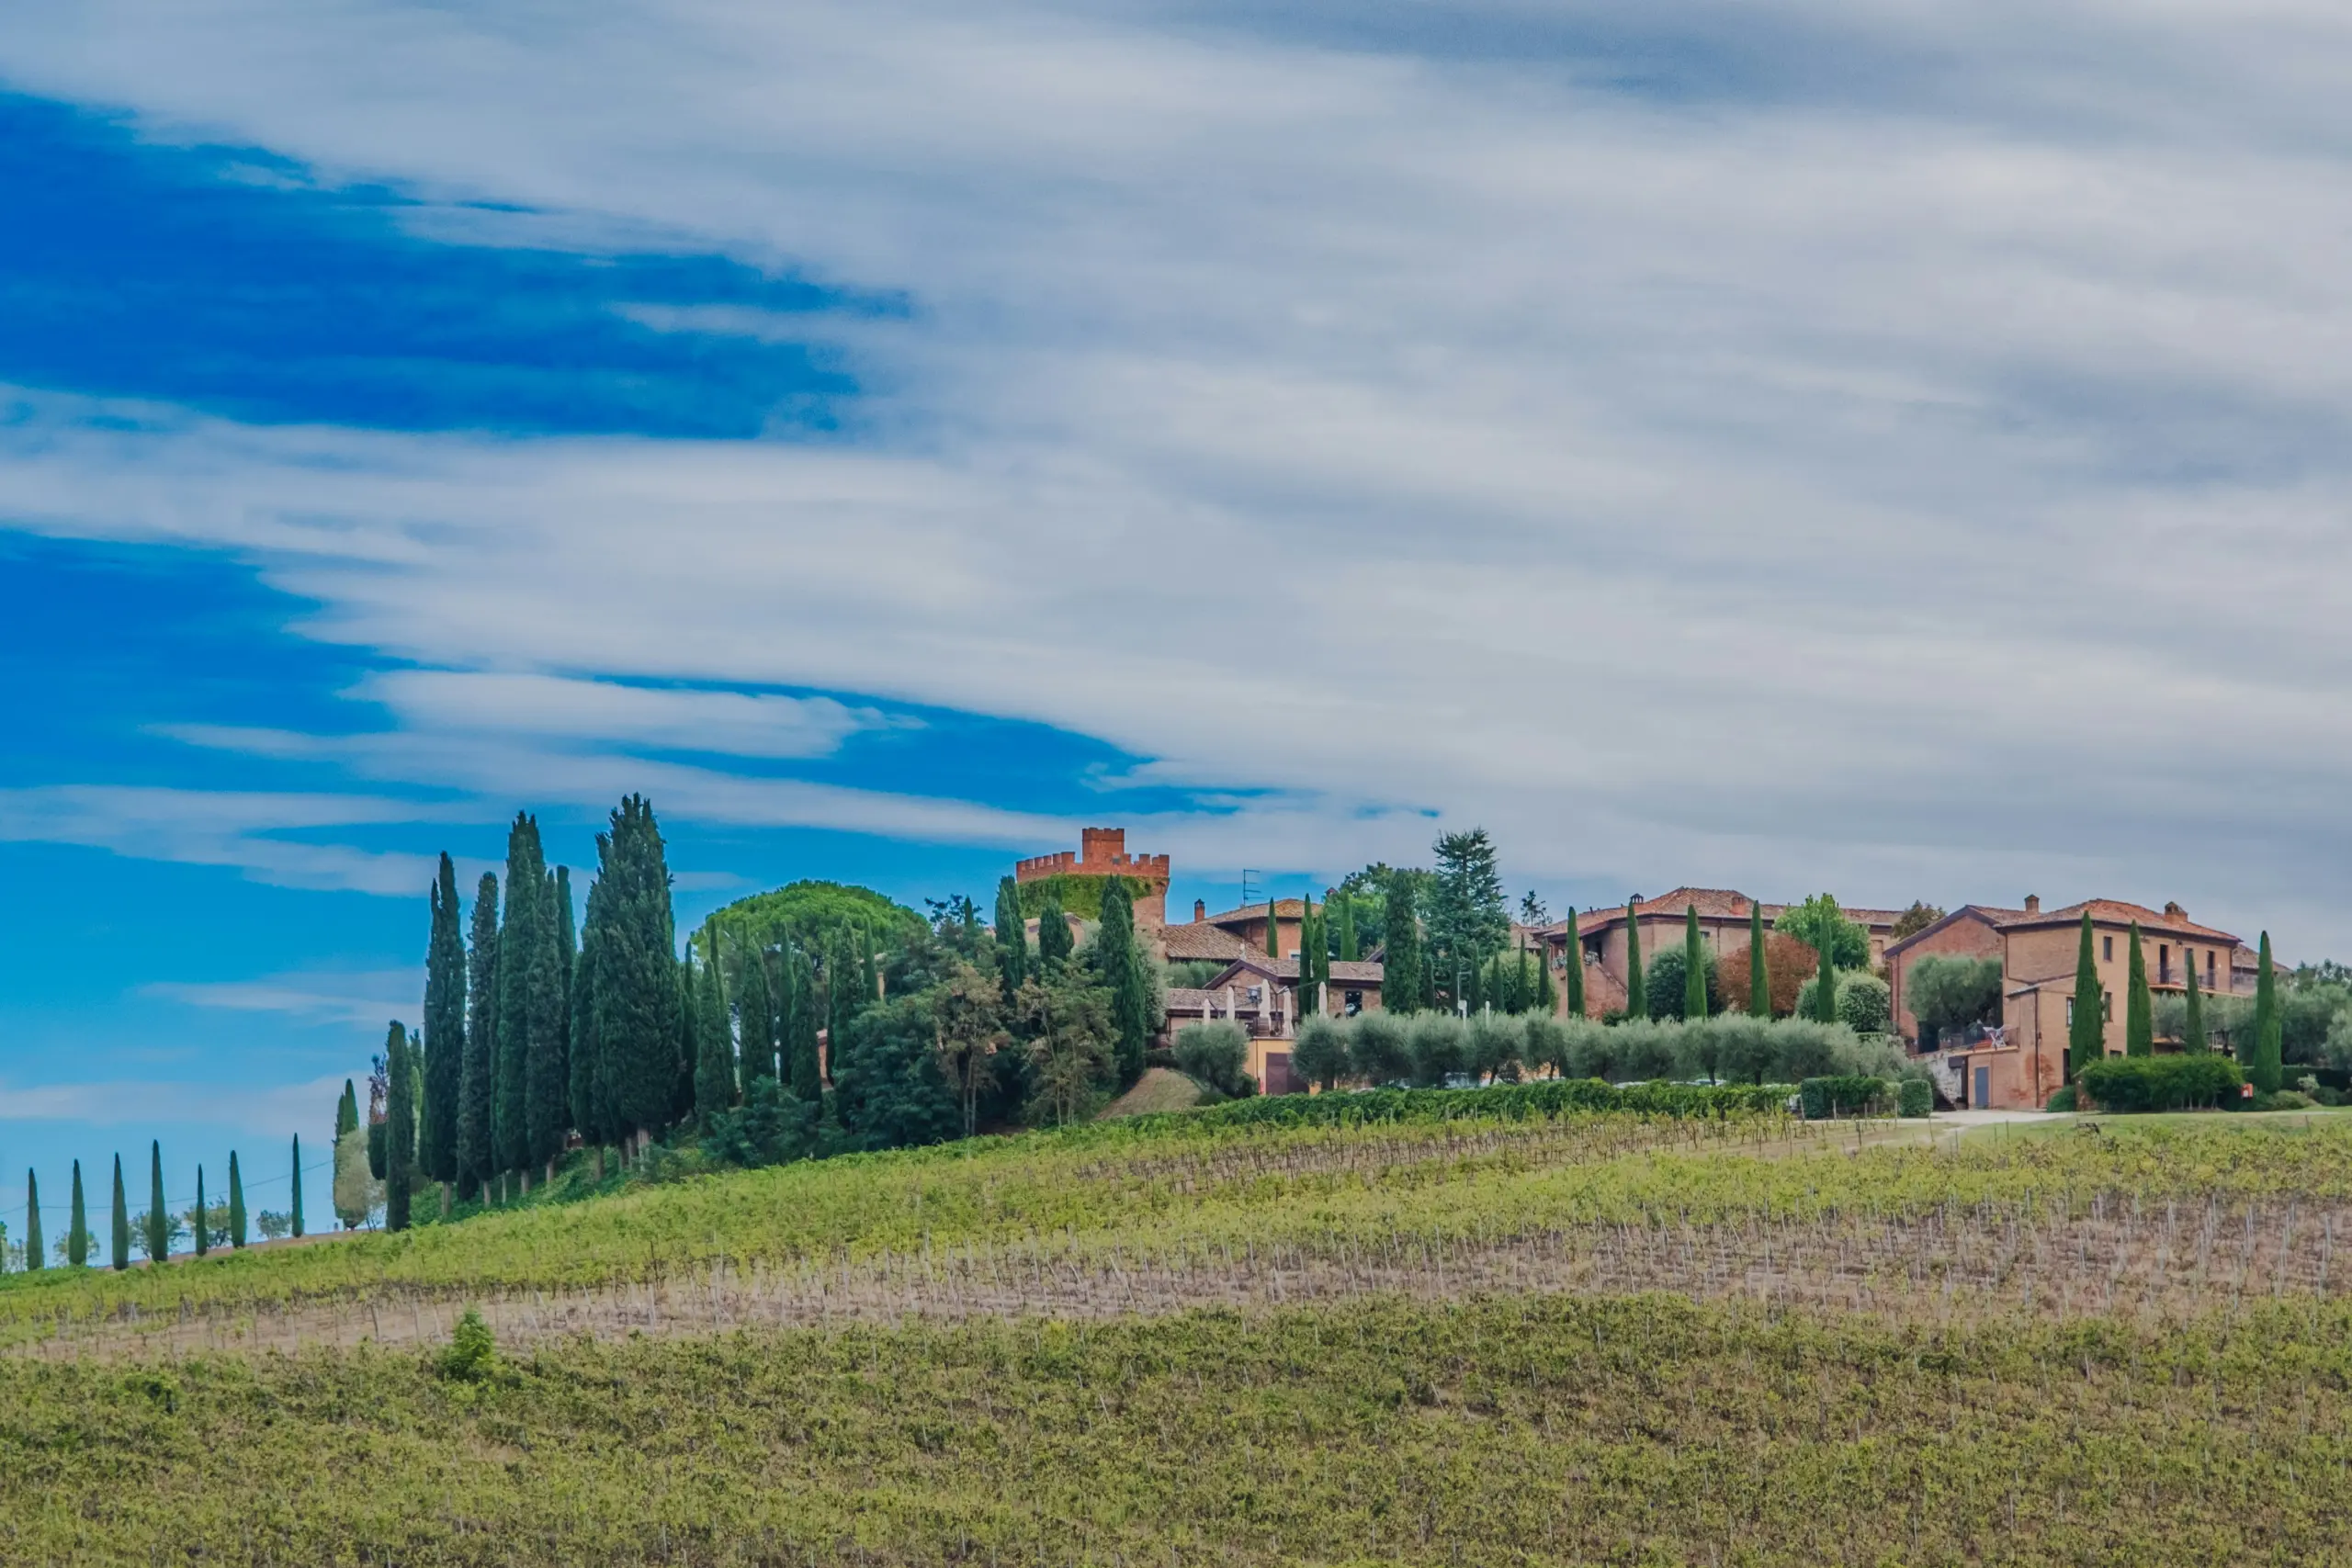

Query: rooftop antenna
left=1238, top=869, right=1261, bottom=907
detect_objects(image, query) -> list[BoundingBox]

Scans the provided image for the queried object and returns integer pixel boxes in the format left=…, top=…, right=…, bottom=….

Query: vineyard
left=3, top=1091, right=2349, bottom=1562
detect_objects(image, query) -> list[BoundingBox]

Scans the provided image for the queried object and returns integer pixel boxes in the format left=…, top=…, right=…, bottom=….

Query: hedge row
left=2076, top=1055, right=2244, bottom=1113
left=1144, top=1077, right=1794, bottom=1132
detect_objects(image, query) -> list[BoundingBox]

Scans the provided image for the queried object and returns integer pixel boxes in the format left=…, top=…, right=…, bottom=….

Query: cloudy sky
left=2, top=0, right=2347, bottom=1222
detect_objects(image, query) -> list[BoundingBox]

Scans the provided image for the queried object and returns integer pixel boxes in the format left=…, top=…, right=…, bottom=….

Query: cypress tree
left=2067, top=913, right=2103, bottom=1081
left=589, top=795, right=681, bottom=1152
left=422, top=852, right=466, bottom=1200
left=228, top=1152, right=246, bottom=1248
left=1339, top=897, right=1360, bottom=962
left=1534, top=938, right=1555, bottom=1015
left=2250, top=932, right=2283, bottom=1094
left=993, top=876, right=1029, bottom=996
left=67, top=1160, right=86, bottom=1268
left=695, top=921, right=735, bottom=1124
left=109, top=1156, right=129, bottom=1272
left=147, top=1142, right=167, bottom=1264
left=1516, top=946, right=1532, bottom=1017
left=1748, top=901, right=1770, bottom=1017
left=571, top=872, right=618, bottom=1170
left=496, top=813, right=563, bottom=1183
left=1562, top=908, right=1585, bottom=1020
left=384, top=1019, right=414, bottom=1232
left=1384, top=876, right=1421, bottom=1017
left=2124, top=921, right=2153, bottom=1057
left=1101, top=877, right=1151, bottom=1088
left=1266, top=897, right=1281, bottom=958
left=1683, top=905, right=1708, bottom=1020
left=193, top=1167, right=208, bottom=1257
left=24, top=1170, right=40, bottom=1272
left=1036, top=892, right=1072, bottom=970
left=529, top=863, right=574, bottom=1182
left=336, top=1078, right=360, bottom=1140
left=458, top=871, right=500, bottom=1198
left=736, top=931, right=777, bottom=1082
left=2184, top=955, right=2207, bottom=1052
left=859, top=925, right=880, bottom=1004
left=290, top=1135, right=304, bottom=1238
left=789, top=948, right=824, bottom=1099
left=1623, top=902, right=1646, bottom=1021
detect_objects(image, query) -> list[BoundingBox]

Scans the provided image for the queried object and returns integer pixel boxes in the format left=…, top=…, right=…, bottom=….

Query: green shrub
left=1143, top=1046, right=1177, bottom=1072
left=437, top=1308, right=497, bottom=1382
left=2268, top=1089, right=2316, bottom=1111
left=1836, top=973, right=1893, bottom=1035
left=1143, top=1077, right=1792, bottom=1134
left=2044, top=1085, right=2078, bottom=1112
left=2075, top=1055, right=2243, bottom=1113
left=1897, top=1078, right=1933, bottom=1119
left=1174, top=1021, right=1250, bottom=1097
left=1799, top=1076, right=1889, bottom=1120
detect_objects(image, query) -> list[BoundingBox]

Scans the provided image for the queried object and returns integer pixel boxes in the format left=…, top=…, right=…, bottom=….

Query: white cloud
left=348, top=670, right=896, bottom=760
left=143, top=970, right=424, bottom=1029
left=0, top=785, right=448, bottom=895
left=0, top=3, right=2349, bottom=949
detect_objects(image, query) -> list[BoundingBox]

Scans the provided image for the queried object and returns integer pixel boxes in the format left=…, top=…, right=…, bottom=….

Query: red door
left=1264, top=1051, right=1299, bottom=1096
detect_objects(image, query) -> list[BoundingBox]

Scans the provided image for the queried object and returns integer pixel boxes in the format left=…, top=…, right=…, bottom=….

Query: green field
left=5, top=1092, right=2349, bottom=1562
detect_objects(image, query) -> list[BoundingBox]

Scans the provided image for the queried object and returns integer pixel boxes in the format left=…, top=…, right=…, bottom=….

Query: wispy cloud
left=348, top=670, right=899, bottom=761
left=0, top=785, right=448, bottom=895
left=143, top=969, right=422, bottom=1028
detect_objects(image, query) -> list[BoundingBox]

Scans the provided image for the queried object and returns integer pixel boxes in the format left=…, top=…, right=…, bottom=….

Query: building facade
left=1014, top=828, right=1170, bottom=928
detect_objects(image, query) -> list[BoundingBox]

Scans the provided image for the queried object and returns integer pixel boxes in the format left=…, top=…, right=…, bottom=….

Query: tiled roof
left=1197, top=897, right=1309, bottom=927
left=1998, top=899, right=2240, bottom=945
left=1165, top=987, right=1213, bottom=1013
left=1205, top=956, right=1385, bottom=985
left=1883, top=904, right=2028, bottom=959
left=1158, top=923, right=1254, bottom=962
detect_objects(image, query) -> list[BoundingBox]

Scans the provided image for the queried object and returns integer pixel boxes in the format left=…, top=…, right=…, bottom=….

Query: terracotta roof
left=1996, top=899, right=2240, bottom=945
left=1196, top=897, right=1309, bottom=927
left=1165, top=987, right=1213, bottom=1013
left=1883, top=904, right=2028, bottom=960
left=1158, top=923, right=1254, bottom=962
left=1205, top=956, right=1385, bottom=986
left=1523, top=890, right=1920, bottom=944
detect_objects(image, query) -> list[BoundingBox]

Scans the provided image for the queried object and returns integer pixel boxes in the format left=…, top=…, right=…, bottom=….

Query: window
left=2159, top=943, right=2170, bottom=984
left=1343, top=989, right=1363, bottom=1017
left=2065, top=998, right=2075, bottom=1027
left=2104, top=990, right=2113, bottom=1021
left=2102, top=935, right=2113, bottom=962
left=2207, top=951, right=2216, bottom=987
left=1246, top=985, right=1262, bottom=1004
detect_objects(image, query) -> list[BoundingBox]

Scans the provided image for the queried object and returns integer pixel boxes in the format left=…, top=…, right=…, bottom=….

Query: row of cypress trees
left=400, top=795, right=927, bottom=1225
left=401, top=795, right=690, bottom=1224
left=19, top=1137, right=300, bottom=1270
left=2069, top=912, right=2281, bottom=1090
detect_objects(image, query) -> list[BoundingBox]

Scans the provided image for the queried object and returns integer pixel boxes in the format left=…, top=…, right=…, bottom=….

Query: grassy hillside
left=6, top=1092, right=2351, bottom=1562
left=4, top=1295, right=2346, bottom=1563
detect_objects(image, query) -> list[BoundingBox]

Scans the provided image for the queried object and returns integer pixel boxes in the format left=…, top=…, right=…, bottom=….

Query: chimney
left=2024, top=895, right=2041, bottom=914
left=1193, top=898, right=1206, bottom=923
left=2164, top=901, right=2185, bottom=919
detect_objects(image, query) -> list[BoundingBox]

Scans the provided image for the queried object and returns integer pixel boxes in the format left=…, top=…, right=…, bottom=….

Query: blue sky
left=5, top=0, right=2352, bottom=1241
